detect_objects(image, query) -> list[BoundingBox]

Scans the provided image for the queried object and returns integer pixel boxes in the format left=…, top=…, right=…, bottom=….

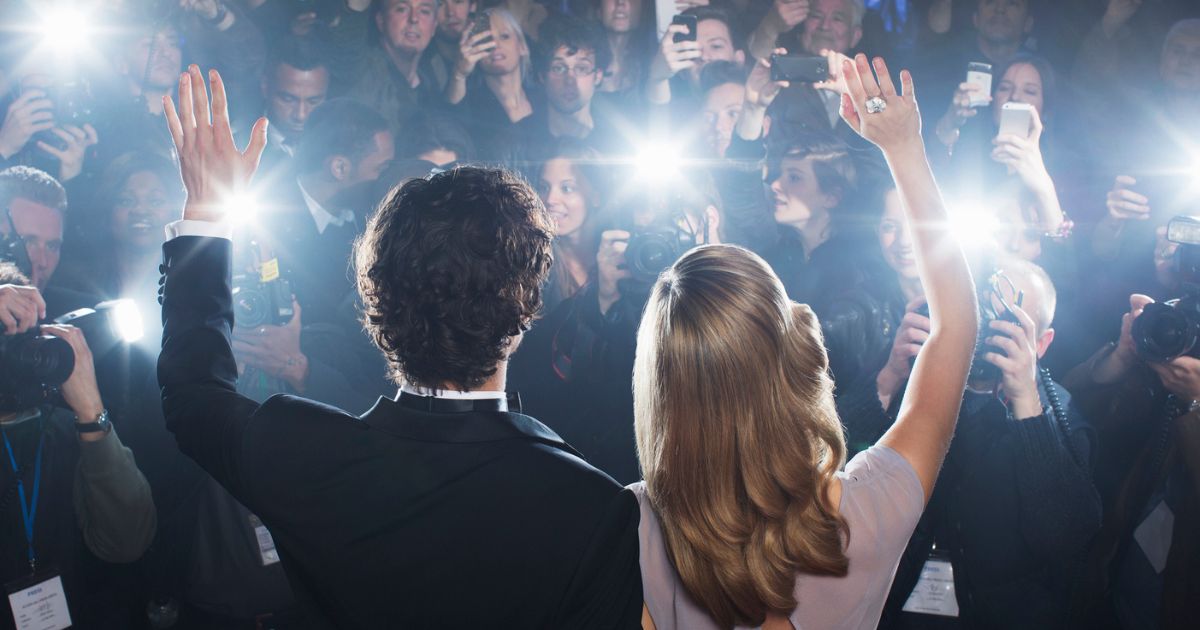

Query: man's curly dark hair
left=355, top=167, right=553, bottom=390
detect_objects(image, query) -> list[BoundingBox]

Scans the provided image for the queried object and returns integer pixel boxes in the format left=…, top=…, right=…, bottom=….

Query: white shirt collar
left=268, top=125, right=294, bottom=156
left=399, top=383, right=506, bottom=401
left=296, top=178, right=354, bottom=235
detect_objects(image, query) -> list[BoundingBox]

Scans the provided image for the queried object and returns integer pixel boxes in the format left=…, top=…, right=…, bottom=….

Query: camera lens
left=233, top=286, right=271, bottom=329
left=0, top=334, right=74, bottom=386
left=1133, top=302, right=1199, bottom=362
left=632, top=235, right=675, bottom=279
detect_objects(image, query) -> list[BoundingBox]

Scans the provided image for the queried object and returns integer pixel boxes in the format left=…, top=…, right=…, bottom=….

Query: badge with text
left=249, top=514, right=280, bottom=566
left=902, top=558, right=960, bottom=617
left=6, top=570, right=71, bottom=630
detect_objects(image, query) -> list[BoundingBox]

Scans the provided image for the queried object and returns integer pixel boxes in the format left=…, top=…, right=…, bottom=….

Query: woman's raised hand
left=838, top=55, right=921, bottom=156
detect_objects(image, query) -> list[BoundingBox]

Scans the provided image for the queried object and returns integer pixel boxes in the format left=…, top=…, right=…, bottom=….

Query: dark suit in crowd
left=156, top=235, right=643, bottom=628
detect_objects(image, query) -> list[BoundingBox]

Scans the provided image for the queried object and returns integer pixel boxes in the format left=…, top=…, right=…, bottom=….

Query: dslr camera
left=0, top=330, right=75, bottom=413
left=232, top=274, right=295, bottom=329
left=625, top=225, right=699, bottom=286
left=1133, top=215, right=1200, bottom=362
left=917, top=267, right=1022, bottom=383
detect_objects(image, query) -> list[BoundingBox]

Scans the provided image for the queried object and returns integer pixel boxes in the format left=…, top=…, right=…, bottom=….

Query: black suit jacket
left=157, top=235, right=643, bottom=629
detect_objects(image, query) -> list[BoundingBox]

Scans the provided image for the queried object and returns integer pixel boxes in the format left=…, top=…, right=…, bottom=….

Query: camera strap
left=1, top=424, right=44, bottom=574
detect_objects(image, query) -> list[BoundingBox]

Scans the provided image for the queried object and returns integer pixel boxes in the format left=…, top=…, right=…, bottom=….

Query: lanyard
left=1, top=424, right=44, bottom=573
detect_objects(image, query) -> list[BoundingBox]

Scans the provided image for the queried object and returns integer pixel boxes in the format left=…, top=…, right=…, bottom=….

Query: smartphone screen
left=966, top=62, right=992, bottom=108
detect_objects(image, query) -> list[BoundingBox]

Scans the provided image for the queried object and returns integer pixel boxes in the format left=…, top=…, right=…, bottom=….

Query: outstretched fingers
left=842, top=58, right=867, bottom=107
left=177, top=73, right=195, bottom=149
left=188, top=66, right=212, bottom=149
left=873, top=57, right=897, bottom=98
left=243, top=117, right=269, bottom=176
left=855, top=54, right=881, bottom=97
left=900, top=69, right=915, bottom=101
left=208, top=69, right=234, bottom=149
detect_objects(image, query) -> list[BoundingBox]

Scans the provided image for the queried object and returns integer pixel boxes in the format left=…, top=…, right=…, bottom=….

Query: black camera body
left=0, top=330, right=75, bottom=413
left=1133, top=216, right=1200, bottom=362
left=914, top=276, right=1022, bottom=384
left=232, top=274, right=295, bottom=329
left=625, top=227, right=698, bottom=286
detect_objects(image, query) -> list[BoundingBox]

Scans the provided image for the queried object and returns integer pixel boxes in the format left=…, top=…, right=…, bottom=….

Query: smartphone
left=672, top=15, right=697, bottom=43
left=468, top=10, right=493, bottom=42
left=998, top=102, right=1035, bottom=139
left=770, top=55, right=829, bottom=83
left=966, top=62, right=992, bottom=108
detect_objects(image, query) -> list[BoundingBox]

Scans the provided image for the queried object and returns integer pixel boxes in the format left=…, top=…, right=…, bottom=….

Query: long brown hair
left=634, top=244, right=849, bottom=628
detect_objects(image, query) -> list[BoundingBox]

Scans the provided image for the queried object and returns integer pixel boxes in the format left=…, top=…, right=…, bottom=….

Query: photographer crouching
left=0, top=264, right=155, bottom=630
left=1065, top=215, right=1200, bottom=630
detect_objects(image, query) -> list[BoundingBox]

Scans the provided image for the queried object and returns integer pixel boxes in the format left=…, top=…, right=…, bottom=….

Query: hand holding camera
left=455, top=14, right=497, bottom=79
left=769, top=0, right=810, bottom=31
left=232, top=299, right=308, bottom=392
left=981, top=303, right=1042, bottom=419
left=650, top=23, right=702, bottom=82
left=876, top=296, right=930, bottom=409
left=37, top=124, right=98, bottom=183
left=1106, top=175, right=1151, bottom=223
left=40, top=324, right=104, bottom=427
left=0, top=284, right=47, bottom=335
left=0, top=90, right=55, bottom=160
left=596, top=230, right=631, bottom=316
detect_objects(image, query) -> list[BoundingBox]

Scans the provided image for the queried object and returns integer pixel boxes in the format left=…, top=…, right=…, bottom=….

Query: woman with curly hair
left=632, top=56, right=979, bottom=629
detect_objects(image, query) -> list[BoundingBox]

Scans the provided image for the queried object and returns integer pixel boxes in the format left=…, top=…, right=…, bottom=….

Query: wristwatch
left=75, top=409, right=112, bottom=435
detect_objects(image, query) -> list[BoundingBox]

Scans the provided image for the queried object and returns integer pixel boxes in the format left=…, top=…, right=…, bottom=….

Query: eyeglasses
left=547, top=63, right=597, bottom=78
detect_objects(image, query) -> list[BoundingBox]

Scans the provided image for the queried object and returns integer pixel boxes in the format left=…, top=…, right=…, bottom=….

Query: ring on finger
left=865, top=95, right=887, bottom=114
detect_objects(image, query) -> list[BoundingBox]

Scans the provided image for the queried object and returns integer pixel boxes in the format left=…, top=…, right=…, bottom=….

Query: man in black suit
left=157, top=66, right=642, bottom=628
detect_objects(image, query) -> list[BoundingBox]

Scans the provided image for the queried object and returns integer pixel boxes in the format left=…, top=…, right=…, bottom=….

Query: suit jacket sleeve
left=552, top=488, right=643, bottom=629
left=157, top=235, right=264, bottom=501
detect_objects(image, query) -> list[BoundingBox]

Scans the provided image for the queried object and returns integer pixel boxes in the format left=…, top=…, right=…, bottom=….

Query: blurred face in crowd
left=801, top=0, right=862, bottom=56
left=701, top=82, right=744, bottom=158
left=690, top=19, right=744, bottom=82
left=1161, top=25, right=1200, bottom=94
left=120, top=26, right=183, bottom=91
left=544, top=46, right=602, bottom=115
left=264, top=64, right=330, bottom=139
left=995, top=198, right=1042, bottom=262
left=111, top=171, right=175, bottom=252
left=2, top=198, right=62, bottom=291
left=601, top=0, right=642, bottom=34
left=974, top=0, right=1032, bottom=46
left=349, top=131, right=397, bottom=185
left=770, top=156, right=834, bottom=230
left=376, top=0, right=438, bottom=57
left=481, top=14, right=528, bottom=76
left=992, top=62, right=1044, bottom=124
left=437, top=0, right=475, bottom=41
left=877, top=189, right=917, bottom=283
left=418, top=147, right=458, bottom=167
left=538, top=158, right=592, bottom=237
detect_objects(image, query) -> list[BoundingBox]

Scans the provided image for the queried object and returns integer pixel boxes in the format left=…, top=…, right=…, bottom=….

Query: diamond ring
left=865, top=96, right=887, bottom=114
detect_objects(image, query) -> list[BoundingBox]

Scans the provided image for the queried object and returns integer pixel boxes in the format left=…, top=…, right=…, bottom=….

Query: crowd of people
left=0, top=0, right=1197, bottom=628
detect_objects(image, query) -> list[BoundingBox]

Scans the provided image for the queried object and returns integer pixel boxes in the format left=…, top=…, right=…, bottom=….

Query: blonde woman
left=631, top=55, right=980, bottom=630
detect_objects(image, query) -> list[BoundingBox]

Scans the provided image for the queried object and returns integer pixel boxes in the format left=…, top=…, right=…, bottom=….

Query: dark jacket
left=1064, top=347, right=1200, bottom=630
left=838, top=369, right=1102, bottom=629
left=157, top=235, right=643, bottom=629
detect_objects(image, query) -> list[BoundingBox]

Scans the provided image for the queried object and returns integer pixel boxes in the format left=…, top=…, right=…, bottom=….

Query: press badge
left=249, top=514, right=281, bottom=566
left=6, top=570, right=71, bottom=630
left=902, top=556, right=960, bottom=617
left=1134, top=500, right=1174, bottom=574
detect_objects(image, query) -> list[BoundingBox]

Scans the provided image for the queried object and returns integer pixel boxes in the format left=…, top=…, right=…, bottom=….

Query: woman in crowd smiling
left=632, top=56, right=979, bottom=630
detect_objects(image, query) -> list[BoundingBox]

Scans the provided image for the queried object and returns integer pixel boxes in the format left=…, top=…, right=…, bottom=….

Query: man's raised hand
left=163, top=66, right=268, bottom=223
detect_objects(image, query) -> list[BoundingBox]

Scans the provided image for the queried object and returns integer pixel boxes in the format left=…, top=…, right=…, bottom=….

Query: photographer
left=235, top=98, right=393, bottom=411
left=1064, top=240, right=1200, bottom=628
left=509, top=169, right=726, bottom=484
left=0, top=265, right=156, bottom=630
left=840, top=257, right=1102, bottom=629
left=256, top=36, right=330, bottom=179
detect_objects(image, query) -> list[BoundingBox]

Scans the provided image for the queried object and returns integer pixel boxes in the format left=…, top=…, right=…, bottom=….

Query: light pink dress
left=630, top=445, right=924, bottom=630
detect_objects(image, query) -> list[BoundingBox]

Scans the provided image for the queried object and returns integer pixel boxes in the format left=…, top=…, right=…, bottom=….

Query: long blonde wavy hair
left=634, top=244, right=849, bottom=628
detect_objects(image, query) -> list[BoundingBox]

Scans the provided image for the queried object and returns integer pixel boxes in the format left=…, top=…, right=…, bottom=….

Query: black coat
left=157, top=235, right=643, bottom=629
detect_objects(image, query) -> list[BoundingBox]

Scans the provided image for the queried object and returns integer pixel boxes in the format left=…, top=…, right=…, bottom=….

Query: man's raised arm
left=157, top=65, right=268, bottom=497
